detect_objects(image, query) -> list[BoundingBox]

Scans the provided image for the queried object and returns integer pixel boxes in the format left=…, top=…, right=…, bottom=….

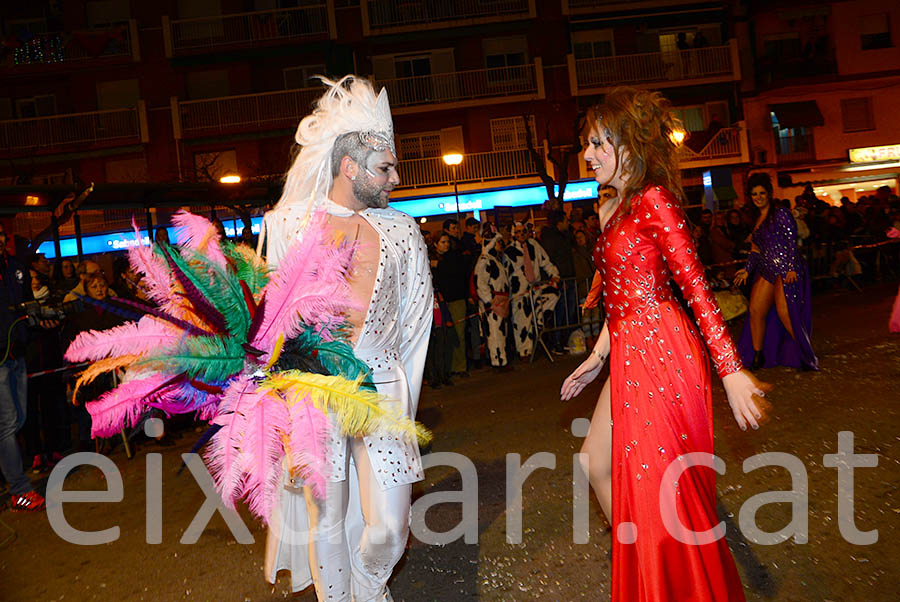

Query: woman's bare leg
left=578, top=378, right=612, bottom=524
left=774, top=276, right=796, bottom=339
left=749, top=277, right=775, bottom=351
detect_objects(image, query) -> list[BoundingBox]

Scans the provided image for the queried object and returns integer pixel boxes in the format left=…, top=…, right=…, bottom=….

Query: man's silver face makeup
left=352, top=149, right=398, bottom=209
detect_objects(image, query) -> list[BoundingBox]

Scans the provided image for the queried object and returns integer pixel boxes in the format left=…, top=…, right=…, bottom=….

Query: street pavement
left=1, top=283, right=898, bottom=601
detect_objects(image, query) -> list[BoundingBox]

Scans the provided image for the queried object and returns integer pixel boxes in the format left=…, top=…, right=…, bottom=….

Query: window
left=763, top=33, right=801, bottom=60
left=672, top=106, right=705, bottom=132
left=483, top=37, right=527, bottom=82
left=283, top=64, right=325, bottom=89
left=490, top=116, right=536, bottom=151
left=394, top=55, right=432, bottom=78
left=573, top=30, right=614, bottom=60
left=16, top=95, right=56, bottom=118
left=841, top=97, right=874, bottom=132
left=397, top=131, right=442, bottom=160
left=860, top=14, right=891, bottom=50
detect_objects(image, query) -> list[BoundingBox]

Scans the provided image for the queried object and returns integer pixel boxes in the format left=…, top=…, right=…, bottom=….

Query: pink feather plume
left=238, top=391, right=291, bottom=521
left=172, top=210, right=228, bottom=271
left=65, top=315, right=184, bottom=363
left=206, top=377, right=266, bottom=511
left=250, top=211, right=359, bottom=352
left=127, top=219, right=174, bottom=307
left=287, top=397, right=330, bottom=498
left=86, top=373, right=172, bottom=438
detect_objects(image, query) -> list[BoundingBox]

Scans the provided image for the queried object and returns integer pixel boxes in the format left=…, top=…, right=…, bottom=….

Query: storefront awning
left=770, top=101, right=824, bottom=129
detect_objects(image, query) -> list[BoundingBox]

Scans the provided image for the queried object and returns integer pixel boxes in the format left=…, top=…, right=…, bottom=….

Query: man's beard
left=353, top=174, right=389, bottom=209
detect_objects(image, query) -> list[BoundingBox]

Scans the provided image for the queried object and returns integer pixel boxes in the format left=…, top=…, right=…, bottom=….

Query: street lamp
left=219, top=174, right=241, bottom=184
left=442, top=153, right=463, bottom=222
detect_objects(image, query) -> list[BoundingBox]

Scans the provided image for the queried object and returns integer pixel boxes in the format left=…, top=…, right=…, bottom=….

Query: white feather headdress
left=275, top=75, right=394, bottom=213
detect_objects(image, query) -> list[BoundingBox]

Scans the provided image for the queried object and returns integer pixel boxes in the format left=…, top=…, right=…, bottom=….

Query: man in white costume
left=258, top=76, right=432, bottom=602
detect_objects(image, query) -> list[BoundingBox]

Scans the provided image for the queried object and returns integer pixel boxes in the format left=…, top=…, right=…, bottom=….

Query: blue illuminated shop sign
left=37, top=179, right=599, bottom=259
left=38, top=218, right=264, bottom=259
left=390, top=179, right=598, bottom=217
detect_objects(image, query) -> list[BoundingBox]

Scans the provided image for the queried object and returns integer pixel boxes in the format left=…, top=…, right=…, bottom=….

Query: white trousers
left=305, top=437, right=411, bottom=602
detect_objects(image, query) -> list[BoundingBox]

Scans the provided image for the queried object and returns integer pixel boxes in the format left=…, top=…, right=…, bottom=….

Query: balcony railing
left=378, top=63, right=540, bottom=109
left=365, top=0, right=531, bottom=33
left=1, top=23, right=134, bottom=69
left=680, top=126, right=745, bottom=165
left=776, top=133, right=816, bottom=164
left=571, top=43, right=735, bottom=92
left=0, top=107, right=143, bottom=155
left=167, top=5, right=330, bottom=54
left=179, top=88, right=321, bottom=136
left=397, top=148, right=537, bottom=189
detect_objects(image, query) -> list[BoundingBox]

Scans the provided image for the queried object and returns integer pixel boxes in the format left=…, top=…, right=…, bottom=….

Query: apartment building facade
left=737, top=0, right=900, bottom=204
left=1, top=0, right=808, bottom=241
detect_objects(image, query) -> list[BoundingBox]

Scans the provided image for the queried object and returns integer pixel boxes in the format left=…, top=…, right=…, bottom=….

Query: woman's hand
left=733, top=269, right=748, bottom=286
left=560, top=352, right=606, bottom=401
left=722, top=369, right=773, bottom=431
left=784, top=270, right=798, bottom=284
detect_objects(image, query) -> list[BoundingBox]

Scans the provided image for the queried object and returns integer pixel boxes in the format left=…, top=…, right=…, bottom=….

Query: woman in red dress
left=561, top=87, right=771, bottom=601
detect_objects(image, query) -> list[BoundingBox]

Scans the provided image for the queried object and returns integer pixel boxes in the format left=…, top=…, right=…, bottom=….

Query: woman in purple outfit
left=734, top=172, right=818, bottom=370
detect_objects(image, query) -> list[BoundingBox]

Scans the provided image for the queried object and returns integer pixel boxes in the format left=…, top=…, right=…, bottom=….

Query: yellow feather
left=73, top=354, right=140, bottom=402
left=265, top=334, right=284, bottom=371
left=262, top=371, right=431, bottom=445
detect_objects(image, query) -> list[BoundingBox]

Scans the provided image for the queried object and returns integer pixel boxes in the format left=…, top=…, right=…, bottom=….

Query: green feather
left=223, top=241, right=270, bottom=295
left=142, top=335, right=245, bottom=382
left=174, top=247, right=251, bottom=338
left=286, top=329, right=375, bottom=390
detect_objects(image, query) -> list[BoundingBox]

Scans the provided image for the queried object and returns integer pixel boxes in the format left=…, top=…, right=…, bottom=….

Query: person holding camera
left=0, top=224, right=46, bottom=512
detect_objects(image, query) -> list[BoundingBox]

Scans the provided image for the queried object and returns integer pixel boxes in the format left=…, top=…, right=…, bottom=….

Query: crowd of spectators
left=0, top=224, right=194, bottom=511
left=691, top=184, right=900, bottom=286
left=1, top=186, right=898, bottom=509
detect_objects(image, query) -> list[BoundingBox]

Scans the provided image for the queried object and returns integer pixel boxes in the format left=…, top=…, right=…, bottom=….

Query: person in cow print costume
left=504, top=221, right=560, bottom=360
left=473, top=229, right=512, bottom=371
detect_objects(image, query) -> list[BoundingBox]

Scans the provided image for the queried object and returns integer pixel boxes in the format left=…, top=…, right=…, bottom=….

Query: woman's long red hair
left=587, top=87, right=685, bottom=214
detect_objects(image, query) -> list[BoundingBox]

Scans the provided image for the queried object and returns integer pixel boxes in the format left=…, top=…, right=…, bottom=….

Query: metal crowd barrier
left=531, top=276, right=603, bottom=362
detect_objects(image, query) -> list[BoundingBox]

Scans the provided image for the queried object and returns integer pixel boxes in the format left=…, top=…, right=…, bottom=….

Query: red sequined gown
left=592, top=185, right=746, bottom=602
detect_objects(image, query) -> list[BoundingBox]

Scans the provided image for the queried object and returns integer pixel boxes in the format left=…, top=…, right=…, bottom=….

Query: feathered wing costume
left=65, top=210, right=429, bottom=524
